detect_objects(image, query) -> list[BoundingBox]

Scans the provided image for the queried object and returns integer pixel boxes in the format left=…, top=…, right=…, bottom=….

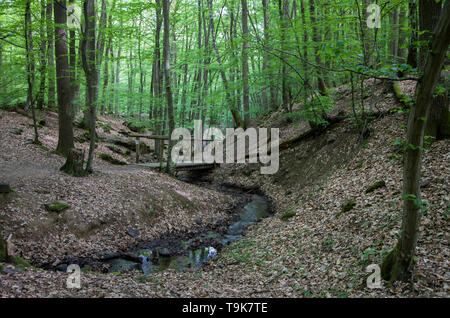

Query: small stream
left=95, top=193, right=271, bottom=274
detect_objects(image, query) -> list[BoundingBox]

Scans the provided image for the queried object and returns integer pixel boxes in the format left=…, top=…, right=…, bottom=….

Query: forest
left=0, top=0, right=449, bottom=300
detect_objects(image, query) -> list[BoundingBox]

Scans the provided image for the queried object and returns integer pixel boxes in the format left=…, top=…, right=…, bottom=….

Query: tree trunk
left=25, top=0, right=39, bottom=144
left=81, top=0, right=100, bottom=173
left=36, top=1, right=47, bottom=110
left=418, top=0, right=449, bottom=140
left=381, top=0, right=450, bottom=283
left=162, top=0, right=175, bottom=173
left=309, top=0, right=327, bottom=96
left=207, top=0, right=244, bottom=128
left=241, top=0, right=250, bottom=127
left=46, top=1, right=56, bottom=110
left=54, top=0, right=74, bottom=156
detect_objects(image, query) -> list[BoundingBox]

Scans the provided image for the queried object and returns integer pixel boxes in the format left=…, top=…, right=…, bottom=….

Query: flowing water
left=98, top=193, right=271, bottom=275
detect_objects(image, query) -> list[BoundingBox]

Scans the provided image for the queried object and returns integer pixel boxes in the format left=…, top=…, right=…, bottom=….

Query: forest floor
left=0, top=79, right=448, bottom=298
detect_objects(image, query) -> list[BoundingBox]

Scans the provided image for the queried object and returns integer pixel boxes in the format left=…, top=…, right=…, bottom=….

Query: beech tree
left=54, top=0, right=74, bottom=156
left=381, top=0, right=450, bottom=283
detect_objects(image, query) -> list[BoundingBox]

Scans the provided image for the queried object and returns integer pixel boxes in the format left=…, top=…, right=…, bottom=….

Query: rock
left=327, top=135, right=337, bottom=144
left=0, top=183, right=11, bottom=194
left=56, top=264, right=68, bottom=272
left=127, top=228, right=141, bottom=238
left=1, top=266, right=23, bottom=275
left=10, top=127, right=23, bottom=135
left=194, top=217, right=202, bottom=225
left=44, top=201, right=70, bottom=213
left=158, top=248, right=171, bottom=257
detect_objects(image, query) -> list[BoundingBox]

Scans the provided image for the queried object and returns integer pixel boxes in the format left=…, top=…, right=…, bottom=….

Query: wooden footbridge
left=129, top=133, right=218, bottom=172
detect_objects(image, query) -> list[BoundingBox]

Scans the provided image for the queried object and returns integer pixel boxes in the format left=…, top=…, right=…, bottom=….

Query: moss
left=98, top=122, right=112, bottom=133
left=73, top=119, right=87, bottom=129
left=38, top=144, right=49, bottom=151
left=338, top=200, right=356, bottom=216
left=281, top=210, right=297, bottom=221
left=99, top=153, right=127, bottom=165
left=12, top=256, right=32, bottom=270
left=366, top=181, right=386, bottom=193
left=44, top=201, right=70, bottom=212
left=0, top=264, right=3, bottom=272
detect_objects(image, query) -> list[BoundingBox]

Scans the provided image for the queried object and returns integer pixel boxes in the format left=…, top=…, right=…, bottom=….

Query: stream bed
left=96, top=193, right=271, bottom=274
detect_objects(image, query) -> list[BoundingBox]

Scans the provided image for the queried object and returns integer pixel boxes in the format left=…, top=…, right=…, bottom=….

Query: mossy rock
left=99, top=153, right=127, bottom=165
left=338, top=200, right=356, bottom=216
left=44, top=201, right=70, bottom=213
left=366, top=181, right=386, bottom=193
left=281, top=210, right=297, bottom=221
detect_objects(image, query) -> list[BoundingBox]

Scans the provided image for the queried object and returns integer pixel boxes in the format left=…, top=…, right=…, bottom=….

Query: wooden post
left=159, top=140, right=164, bottom=171
left=136, top=137, right=140, bottom=163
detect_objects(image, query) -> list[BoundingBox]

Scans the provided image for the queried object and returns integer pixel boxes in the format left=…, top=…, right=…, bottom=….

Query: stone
left=127, top=228, right=141, bottom=238
left=194, top=217, right=202, bottom=225
left=158, top=248, right=171, bottom=257
left=0, top=183, right=11, bottom=194
left=44, top=201, right=70, bottom=213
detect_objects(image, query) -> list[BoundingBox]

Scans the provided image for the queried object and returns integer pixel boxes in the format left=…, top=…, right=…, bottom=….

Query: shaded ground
left=1, top=80, right=448, bottom=298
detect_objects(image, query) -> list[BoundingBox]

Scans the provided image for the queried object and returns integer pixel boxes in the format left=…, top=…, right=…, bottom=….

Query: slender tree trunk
left=407, top=0, right=418, bottom=68
left=54, top=0, right=74, bottom=156
left=418, top=0, right=449, bottom=140
left=207, top=0, right=244, bottom=128
left=241, top=0, right=250, bottom=127
left=25, top=0, right=39, bottom=143
left=279, top=0, right=291, bottom=112
left=381, top=1, right=450, bottom=283
left=81, top=0, right=99, bottom=172
left=115, top=24, right=122, bottom=117
left=46, top=1, right=56, bottom=110
left=310, top=0, right=327, bottom=96
left=162, top=0, right=175, bottom=173
left=36, top=1, right=47, bottom=110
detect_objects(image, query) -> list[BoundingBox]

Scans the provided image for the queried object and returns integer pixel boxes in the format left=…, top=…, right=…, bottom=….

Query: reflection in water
left=102, top=194, right=270, bottom=275
left=140, top=246, right=218, bottom=274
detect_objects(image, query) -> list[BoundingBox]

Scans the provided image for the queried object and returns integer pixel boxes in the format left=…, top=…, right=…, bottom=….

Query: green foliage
left=402, top=194, right=429, bottom=214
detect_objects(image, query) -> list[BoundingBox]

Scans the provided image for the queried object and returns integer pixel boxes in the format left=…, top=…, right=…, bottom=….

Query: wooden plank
left=128, top=134, right=214, bottom=142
